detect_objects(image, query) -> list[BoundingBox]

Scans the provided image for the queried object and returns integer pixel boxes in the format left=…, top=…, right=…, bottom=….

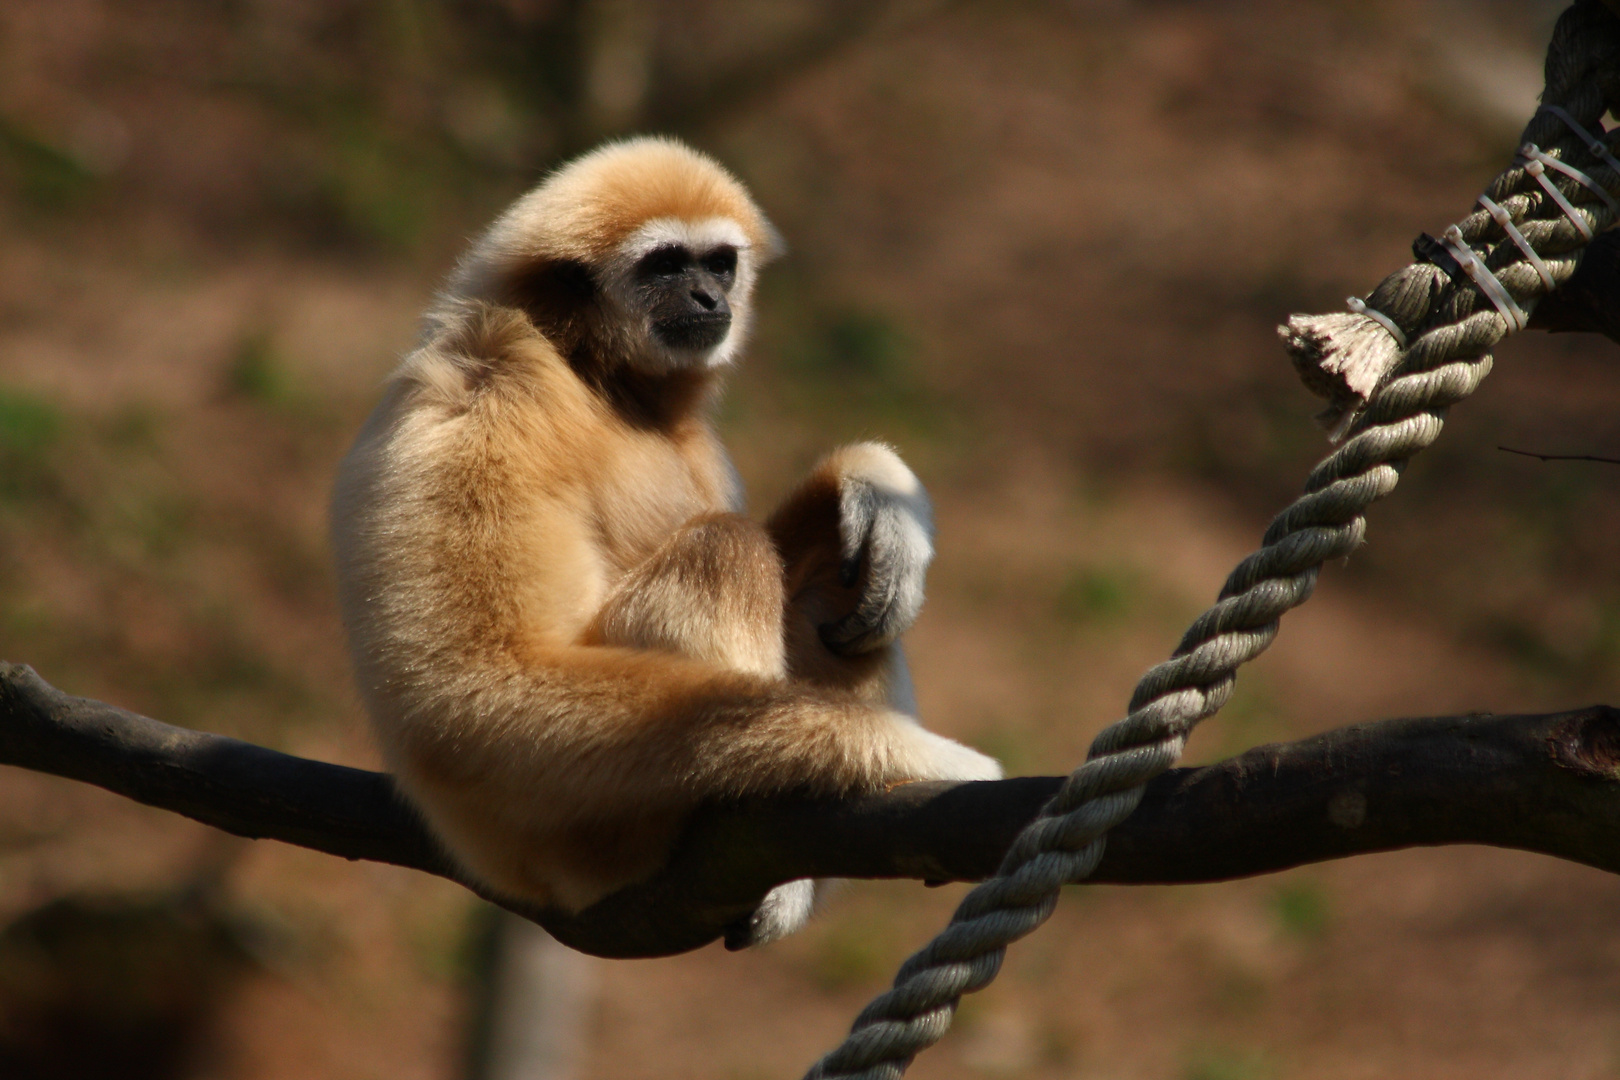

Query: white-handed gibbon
left=331, top=136, right=1000, bottom=947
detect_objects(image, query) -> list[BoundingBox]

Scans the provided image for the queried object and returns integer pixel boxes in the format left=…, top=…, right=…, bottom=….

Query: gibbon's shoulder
left=391, top=299, right=587, bottom=420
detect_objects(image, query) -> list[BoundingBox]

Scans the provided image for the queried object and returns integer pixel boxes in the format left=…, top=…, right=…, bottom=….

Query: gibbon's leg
left=743, top=443, right=937, bottom=949
left=585, top=513, right=787, bottom=680
left=585, top=513, right=819, bottom=947
left=580, top=488, right=979, bottom=949
left=766, top=442, right=932, bottom=713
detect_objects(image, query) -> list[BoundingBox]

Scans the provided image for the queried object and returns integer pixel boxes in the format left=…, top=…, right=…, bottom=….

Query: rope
left=803, top=4, right=1620, bottom=1077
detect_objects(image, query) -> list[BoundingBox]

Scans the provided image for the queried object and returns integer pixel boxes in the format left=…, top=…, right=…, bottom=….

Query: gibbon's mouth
left=654, top=311, right=732, bottom=351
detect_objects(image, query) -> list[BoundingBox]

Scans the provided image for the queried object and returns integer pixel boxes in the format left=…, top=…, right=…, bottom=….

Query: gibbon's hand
left=819, top=452, right=934, bottom=657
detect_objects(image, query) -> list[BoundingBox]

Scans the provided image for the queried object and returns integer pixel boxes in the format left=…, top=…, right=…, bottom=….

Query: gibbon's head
left=450, top=136, right=781, bottom=377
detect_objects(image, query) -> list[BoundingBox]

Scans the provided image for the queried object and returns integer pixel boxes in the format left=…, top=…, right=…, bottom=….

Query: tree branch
left=4, top=661, right=1620, bottom=958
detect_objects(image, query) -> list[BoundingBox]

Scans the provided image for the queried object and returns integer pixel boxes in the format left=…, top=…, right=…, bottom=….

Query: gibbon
left=331, top=136, right=1000, bottom=947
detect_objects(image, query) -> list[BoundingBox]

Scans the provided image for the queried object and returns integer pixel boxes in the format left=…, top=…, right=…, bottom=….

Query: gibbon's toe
left=950, top=745, right=1005, bottom=782
left=724, top=878, right=817, bottom=949
left=909, top=727, right=1004, bottom=783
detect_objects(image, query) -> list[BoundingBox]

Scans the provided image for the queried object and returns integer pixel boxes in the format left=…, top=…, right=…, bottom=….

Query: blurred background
left=2, top=0, right=1619, bottom=1077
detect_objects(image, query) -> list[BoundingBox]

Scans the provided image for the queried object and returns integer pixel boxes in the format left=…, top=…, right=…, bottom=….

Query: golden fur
left=332, top=138, right=998, bottom=936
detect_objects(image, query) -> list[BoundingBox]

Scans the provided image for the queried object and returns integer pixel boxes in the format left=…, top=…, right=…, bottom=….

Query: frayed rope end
left=1278, top=312, right=1405, bottom=442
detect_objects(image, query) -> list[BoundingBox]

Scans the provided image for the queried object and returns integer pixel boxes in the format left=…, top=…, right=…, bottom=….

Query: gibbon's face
left=599, top=217, right=757, bottom=374
left=635, top=242, right=735, bottom=351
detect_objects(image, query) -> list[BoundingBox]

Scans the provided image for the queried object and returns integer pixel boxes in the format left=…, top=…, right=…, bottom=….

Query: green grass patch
left=0, top=116, right=97, bottom=210
left=1270, top=879, right=1329, bottom=941
left=227, top=331, right=298, bottom=407
left=969, top=724, right=1042, bottom=778
left=224, top=331, right=334, bottom=428
left=109, top=492, right=195, bottom=562
left=0, top=389, right=61, bottom=454
left=807, top=902, right=908, bottom=993
left=1053, top=564, right=1138, bottom=625
left=1208, top=964, right=1269, bottom=1017
left=0, top=387, right=64, bottom=503
left=811, top=918, right=887, bottom=991
left=405, top=893, right=480, bottom=985
left=102, top=405, right=163, bottom=451
left=1206, top=680, right=1287, bottom=761
left=769, top=304, right=960, bottom=444
left=811, top=311, right=910, bottom=380
left=1184, top=1046, right=1276, bottom=1080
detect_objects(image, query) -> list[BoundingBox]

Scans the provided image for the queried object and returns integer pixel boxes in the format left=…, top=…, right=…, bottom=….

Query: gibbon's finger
left=835, top=478, right=879, bottom=588
left=821, top=485, right=931, bottom=656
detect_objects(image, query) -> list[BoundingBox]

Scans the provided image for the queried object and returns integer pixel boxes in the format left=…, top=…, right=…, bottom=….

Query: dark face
left=634, top=243, right=737, bottom=352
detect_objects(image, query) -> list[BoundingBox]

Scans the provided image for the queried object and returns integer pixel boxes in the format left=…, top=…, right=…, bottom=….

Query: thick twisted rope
left=803, top=4, right=1620, bottom=1078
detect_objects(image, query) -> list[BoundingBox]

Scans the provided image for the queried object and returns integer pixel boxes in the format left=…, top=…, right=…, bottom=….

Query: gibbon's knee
left=586, top=513, right=787, bottom=678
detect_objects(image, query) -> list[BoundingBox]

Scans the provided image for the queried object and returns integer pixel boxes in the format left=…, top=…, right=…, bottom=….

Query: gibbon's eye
left=701, top=246, right=738, bottom=285
left=637, top=245, right=692, bottom=279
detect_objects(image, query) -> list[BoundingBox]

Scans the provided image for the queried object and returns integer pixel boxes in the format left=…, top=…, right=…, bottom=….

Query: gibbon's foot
left=899, top=723, right=1003, bottom=782
left=819, top=445, right=934, bottom=658
left=724, top=878, right=818, bottom=949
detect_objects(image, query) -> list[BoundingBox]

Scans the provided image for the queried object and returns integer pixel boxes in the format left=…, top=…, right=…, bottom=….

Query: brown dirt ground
left=3, top=1, right=1620, bottom=1078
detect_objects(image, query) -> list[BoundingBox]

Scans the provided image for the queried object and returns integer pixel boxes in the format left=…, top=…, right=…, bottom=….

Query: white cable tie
left=1517, top=145, right=1596, bottom=240
left=1518, top=143, right=1616, bottom=240
left=1345, top=295, right=1407, bottom=347
left=1477, top=192, right=1555, bottom=292
left=1536, top=104, right=1620, bottom=181
left=1522, top=143, right=1620, bottom=213
left=1439, top=224, right=1529, bottom=332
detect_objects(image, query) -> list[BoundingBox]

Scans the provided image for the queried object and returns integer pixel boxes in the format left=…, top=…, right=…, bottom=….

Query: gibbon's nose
left=652, top=269, right=732, bottom=350
left=688, top=280, right=731, bottom=319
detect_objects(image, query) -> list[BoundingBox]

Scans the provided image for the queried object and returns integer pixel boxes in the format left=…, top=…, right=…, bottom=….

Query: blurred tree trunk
left=466, top=908, right=598, bottom=1080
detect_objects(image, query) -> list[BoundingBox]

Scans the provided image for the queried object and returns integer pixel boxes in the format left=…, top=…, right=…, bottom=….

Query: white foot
left=726, top=879, right=817, bottom=949
left=898, top=724, right=1003, bottom=782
